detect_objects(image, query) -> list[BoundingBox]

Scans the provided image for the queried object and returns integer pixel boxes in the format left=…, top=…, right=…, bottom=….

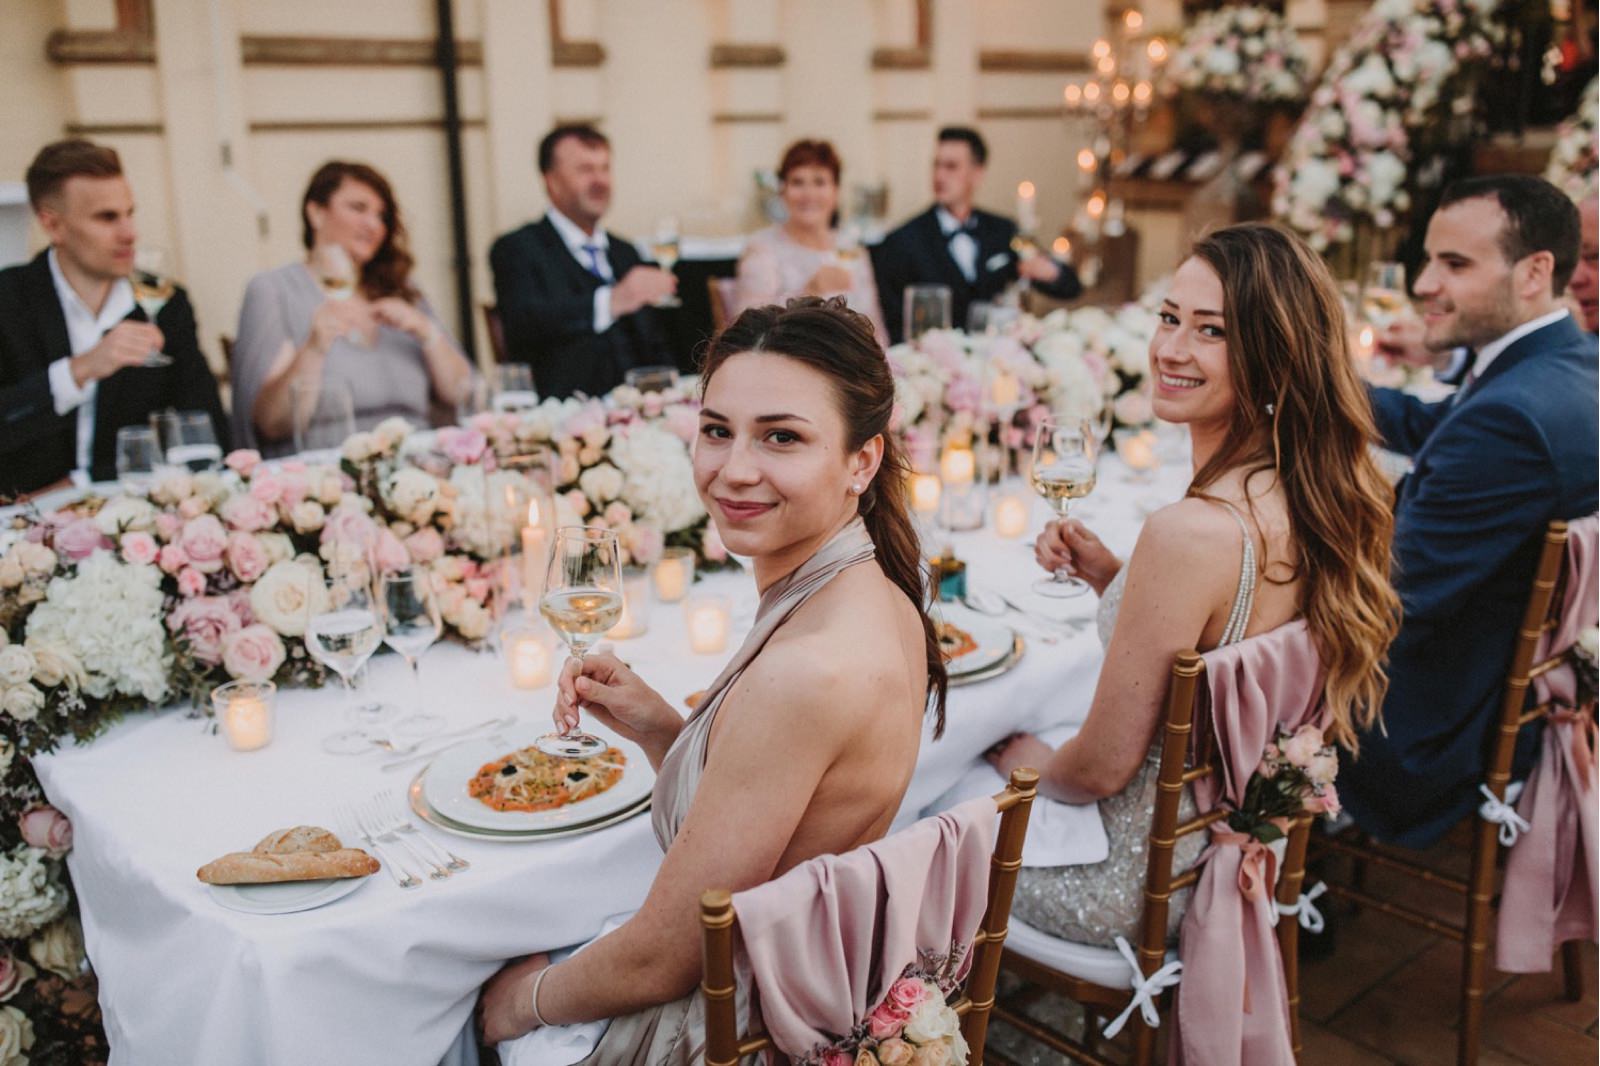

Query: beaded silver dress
left=1010, top=501, right=1259, bottom=947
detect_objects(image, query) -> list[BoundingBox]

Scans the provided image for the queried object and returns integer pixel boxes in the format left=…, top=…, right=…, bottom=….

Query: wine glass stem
left=565, top=649, right=588, bottom=734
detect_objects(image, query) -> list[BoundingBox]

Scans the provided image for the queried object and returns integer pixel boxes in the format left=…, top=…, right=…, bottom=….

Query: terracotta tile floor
left=987, top=831, right=1598, bottom=1065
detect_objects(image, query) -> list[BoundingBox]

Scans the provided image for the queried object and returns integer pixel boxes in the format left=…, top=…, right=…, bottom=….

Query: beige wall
left=0, top=0, right=1180, bottom=371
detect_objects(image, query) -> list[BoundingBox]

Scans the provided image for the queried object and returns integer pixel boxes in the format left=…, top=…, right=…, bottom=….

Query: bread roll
left=253, top=826, right=342, bottom=855
left=197, top=848, right=379, bottom=885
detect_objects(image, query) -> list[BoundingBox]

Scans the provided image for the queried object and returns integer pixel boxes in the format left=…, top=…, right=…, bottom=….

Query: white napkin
left=498, top=911, right=635, bottom=1066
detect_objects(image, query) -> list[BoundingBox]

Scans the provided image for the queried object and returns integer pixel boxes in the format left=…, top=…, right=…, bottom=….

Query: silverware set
left=960, top=588, right=1093, bottom=643
left=378, top=715, right=518, bottom=773
left=340, top=790, right=470, bottom=890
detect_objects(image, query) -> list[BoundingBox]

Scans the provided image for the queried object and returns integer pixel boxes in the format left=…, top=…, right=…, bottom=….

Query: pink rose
left=0, top=951, right=33, bottom=1002
left=465, top=577, right=492, bottom=603
left=222, top=624, right=286, bottom=682
left=876, top=1038, right=915, bottom=1066
left=224, top=449, right=262, bottom=477
left=561, top=404, right=607, bottom=440
left=1280, top=725, right=1323, bottom=769
left=664, top=405, right=699, bottom=444
left=18, top=805, right=72, bottom=857
left=373, top=529, right=410, bottom=574
left=154, top=512, right=182, bottom=542
left=945, top=376, right=982, bottom=414
left=1315, top=784, right=1341, bottom=817
left=320, top=506, right=379, bottom=549
left=701, top=522, right=728, bottom=563
left=437, top=426, right=489, bottom=466
left=867, top=1001, right=910, bottom=1040
left=55, top=518, right=109, bottom=561
left=823, top=1052, right=853, bottom=1066
left=168, top=595, right=243, bottom=664
left=886, top=977, right=928, bottom=1013
left=248, top=472, right=287, bottom=506
left=275, top=472, right=310, bottom=509
left=180, top=514, right=229, bottom=573
left=603, top=501, right=632, bottom=527
left=120, top=531, right=159, bottom=566
left=158, top=543, right=189, bottom=575
left=403, top=528, right=444, bottom=564
left=279, top=460, right=308, bottom=475
left=628, top=524, right=665, bottom=566
left=177, top=567, right=207, bottom=598
left=225, top=532, right=270, bottom=584
left=220, top=494, right=275, bottom=533
left=178, top=496, right=209, bottom=519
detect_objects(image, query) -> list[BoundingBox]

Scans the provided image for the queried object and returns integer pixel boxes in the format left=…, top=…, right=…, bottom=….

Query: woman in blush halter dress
left=987, top=223, right=1401, bottom=948
left=478, top=298, right=947, bottom=1064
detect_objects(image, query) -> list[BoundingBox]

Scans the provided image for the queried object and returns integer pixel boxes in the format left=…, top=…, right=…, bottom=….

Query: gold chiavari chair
left=699, top=767, right=1039, bottom=1066
left=992, top=651, right=1316, bottom=1066
left=1315, top=518, right=1593, bottom=1066
left=706, top=277, right=739, bottom=335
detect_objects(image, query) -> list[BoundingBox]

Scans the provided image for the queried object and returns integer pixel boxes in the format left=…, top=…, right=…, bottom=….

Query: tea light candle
left=212, top=680, right=275, bottom=752
left=685, top=595, right=731, bottom=654
left=994, top=493, right=1030, bottom=539
left=503, top=628, right=553, bottom=689
left=910, top=473, right=942, bottom=516
left=611, top=571, right=651, bottom=639
left=940, top=445, right=976, bottom=488
left=652, top=547, right=694, bottom=603
left=991, top=372, right=1021, bottom=411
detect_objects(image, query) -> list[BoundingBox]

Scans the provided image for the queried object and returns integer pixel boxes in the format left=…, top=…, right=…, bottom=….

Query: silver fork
left=341, top=802, right=420, bottom=889
left=361, top=797, right=449, bottom=881
left=374, top=790, right=469, bottom=872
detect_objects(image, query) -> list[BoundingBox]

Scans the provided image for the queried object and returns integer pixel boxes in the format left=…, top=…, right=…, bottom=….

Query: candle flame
left=1017, top=180, right=1036, bottom=199
left=1147, top=38, right=1168, bottom=63
left=1083, top=82, right=1102, bottom=103
left=1077, top=148, right=1097, bottom=172
left=1123, top=9, right=1144, bottom=30
left=1063, top=83, right=1082, bottom=106
left=527, top=498, right=541, bottom=526
left=1053, top=237, right=1071, bottom=257
left=1092, top=38, right=1111, bottom=59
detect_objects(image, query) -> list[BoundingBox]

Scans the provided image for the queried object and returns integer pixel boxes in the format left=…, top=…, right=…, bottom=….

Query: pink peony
left=180, top=514, right=229, bottom=573
left=120, top=531, right=159, bottom=566
left=18, top=805, right=72, bottom=857
left=867, top=1001, right=910, bottom=1040
left=373, top=529, right=410, bottom=574
left=177, top=567, right=207, bottom=598
left=225, top=533, right=270, bottom=584
left=945, top=376, right=982, bottom=414
left=248, top=472, right=287, bottom=506
left=154, top=512, right=182, bottom=542
left=222, top=624, right=287, bottom=682
left=1280, top=725, right=1323, bottom=769
left=55, top=518, right=109, bottom=561
left=886, top=978, right=928, bottom=1013
left=168, top=595, right=243, bottom=664
left=437, top=426, right=489, bottom=465
left=220, top=494, right=275, bottom=533
left=224, top=449, right=262, bottom=477
left=403, top=528, right=445, bottom=564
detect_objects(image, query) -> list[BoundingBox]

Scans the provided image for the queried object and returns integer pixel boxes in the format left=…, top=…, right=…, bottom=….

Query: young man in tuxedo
left=874, top=127, right=1081, bottom=342
left=0, top=139, right=228, bottom=498
left=1341, top=175, right=1598, bottom=847
left=489, top=125, right=675, bottom=400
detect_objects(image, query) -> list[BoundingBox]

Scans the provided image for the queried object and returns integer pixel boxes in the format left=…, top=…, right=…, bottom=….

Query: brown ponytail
left=701, top=297, right=949, bottom=736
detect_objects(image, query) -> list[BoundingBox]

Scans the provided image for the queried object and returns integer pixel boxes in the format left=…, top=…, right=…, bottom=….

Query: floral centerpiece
left=1544, top=76, right=1598, bottom=202
left=1273, top=0, right=1502, bottom=256
left=1163, top=6, right=1312, bottom=107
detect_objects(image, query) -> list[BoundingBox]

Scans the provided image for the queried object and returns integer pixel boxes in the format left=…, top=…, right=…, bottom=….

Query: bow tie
left=944, top=220, right=978, bottom=241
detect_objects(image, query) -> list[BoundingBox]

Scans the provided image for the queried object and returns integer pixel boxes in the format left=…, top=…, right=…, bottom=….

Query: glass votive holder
left=908, top=472, right=942, bottom=519
left=211, top=679, right=276, bottom=752
left=652, top=546, right=695, bottom=603
left=611, top=569, right=651, bottom=639
left=501, top=626, right=554, bottom=689
left=992, top=491, right=1031, bottom=539
left=938, top=481, right=987, bottom=531
left=1114, top=427, right=1160, bottom=482
left=684, top=593, right=732, bottom=655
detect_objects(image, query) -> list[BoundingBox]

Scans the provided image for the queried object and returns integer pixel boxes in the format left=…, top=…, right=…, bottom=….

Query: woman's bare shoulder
left=1137, top=497, right=1242, bottom=559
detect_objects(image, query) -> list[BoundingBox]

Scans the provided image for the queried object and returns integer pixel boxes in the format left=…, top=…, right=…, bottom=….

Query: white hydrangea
left=608, top=424, right=705, bottom=533
left=23, top=554, right=170, bottom=703
left=0, top=847, right=67, bottom=940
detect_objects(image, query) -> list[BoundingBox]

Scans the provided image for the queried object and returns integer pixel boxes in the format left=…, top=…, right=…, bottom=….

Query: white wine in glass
left=307, top=577, right=390, bottom=754
left=1360, top=261, right=1409, bottom=330
left=312, top=243, right=357, bottom=301
left=536, top=526, right=624, bottom=758
left=651, top=217, right=681, bottom=308
left=1030, top=418, right=1097, bottom=598
left=131, top=247, right=176, bottom=367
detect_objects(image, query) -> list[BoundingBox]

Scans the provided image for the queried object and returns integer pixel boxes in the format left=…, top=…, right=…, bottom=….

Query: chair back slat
left=1485, top=521, right=1571, bottom=795
left=1136, top=651, right=1204, bottom=978
left=699, top=890, right=748, bottom=1066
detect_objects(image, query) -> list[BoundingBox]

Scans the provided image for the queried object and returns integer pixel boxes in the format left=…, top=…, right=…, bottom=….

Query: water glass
left=624, top=366, right=679, bottom=393
left=115, top=426, right=162, bottom=493
left=154, top=410, right=222, bottom=472
left=494, top=364, right=537, bottom=412
left=904, top=285, right=953, bottom=340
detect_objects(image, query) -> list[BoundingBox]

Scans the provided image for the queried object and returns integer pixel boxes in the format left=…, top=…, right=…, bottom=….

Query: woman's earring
left=850, top=483, right=864, bottom=495
left=1264, top=402, right=1275, bottom=415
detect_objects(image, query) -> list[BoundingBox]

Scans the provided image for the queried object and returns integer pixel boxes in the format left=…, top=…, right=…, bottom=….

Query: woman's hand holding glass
left=554, top=649, right=683, bottom=765
left=1034, top=518, right=1122, bottom=597
left=309, top=297, right=377, bottom=353
left=806, top=263, right=853, bottom=297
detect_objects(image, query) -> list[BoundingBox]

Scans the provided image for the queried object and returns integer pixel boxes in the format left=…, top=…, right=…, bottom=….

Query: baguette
left=197, top=848, right=379, bottom=885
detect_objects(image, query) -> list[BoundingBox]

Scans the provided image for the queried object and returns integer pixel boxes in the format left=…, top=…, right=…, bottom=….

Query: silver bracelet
left=528, top=965, right=553, bottom=1029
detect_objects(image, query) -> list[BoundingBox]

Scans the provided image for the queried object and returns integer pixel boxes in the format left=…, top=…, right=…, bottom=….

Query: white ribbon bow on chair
left=1101, top=935, right=1183, bottom=1039
left=1272, top=881, right=1328, bottom=933
left=1477, top=784, right=1531, bottom=847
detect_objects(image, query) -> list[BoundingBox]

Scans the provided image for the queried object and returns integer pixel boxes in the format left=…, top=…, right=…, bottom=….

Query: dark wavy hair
left=299, top=161, right=417, bottom=301
left=700, top=297, right=949, bottom=736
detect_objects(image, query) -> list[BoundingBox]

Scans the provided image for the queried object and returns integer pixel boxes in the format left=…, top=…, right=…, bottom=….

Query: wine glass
left=904, top=285, right=953, bottom=341
left=308, top=575, right=388, bottom=754
left=1088, top=399, right=1114, bottom=448
left=379, top=569, right=446, bottom=735
left=536, top=526, right=625, bottom=758
left=623, top=365, right=679, bottom=393
left=650, top=217, right=681, bottom=307
left=290, top=379, right=356, bottom=456
left=1361, top=261, right=1409, bottom=331
left=493, top=364, right=538, bottom=412
left=115, top=426, right=162, bottom=494
left=834, top=222, right=864, bottom=266
left=1029, top=418, right=1098, bottom=598
left=311, top=243, right=357, bottom=302
left=130, top=247, right=175, bottom=367
left=154, top=410, right=222, bottom=472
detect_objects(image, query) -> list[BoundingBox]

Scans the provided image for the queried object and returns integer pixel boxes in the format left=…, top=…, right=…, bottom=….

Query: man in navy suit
left=1341, top=175, right=1599, bottom=847
left=489, top=125, right=675, bottom=399
left=874, top=127, right=1081, bottom=342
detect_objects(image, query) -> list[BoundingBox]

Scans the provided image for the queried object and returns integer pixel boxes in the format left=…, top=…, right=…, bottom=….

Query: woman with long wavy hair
left=479, top=297, right=946, bottom=1062
left=231, top=161, right=474, bottom=455
left=988, top=222, right=1400, bottom=946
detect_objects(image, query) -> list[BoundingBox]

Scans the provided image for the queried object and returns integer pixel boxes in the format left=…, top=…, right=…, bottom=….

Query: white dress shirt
left=545, top=207, right=617, bottom=335
left=936, top=206, right=979, bottom=284
left=45, top=249, right=136, bottom=480
left=1467, top=308, right=1570, bottom=383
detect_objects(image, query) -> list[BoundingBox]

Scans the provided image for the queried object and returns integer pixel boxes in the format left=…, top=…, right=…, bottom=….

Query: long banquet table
left=33, top=449, right=1190, bottom=1066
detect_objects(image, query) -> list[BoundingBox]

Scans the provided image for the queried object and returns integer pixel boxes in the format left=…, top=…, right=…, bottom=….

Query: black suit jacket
left=873, top=206, right=1082, bottom=342
left=489, top=218, right=670, bottom=400
left=0, top=250, right=229, bottom=496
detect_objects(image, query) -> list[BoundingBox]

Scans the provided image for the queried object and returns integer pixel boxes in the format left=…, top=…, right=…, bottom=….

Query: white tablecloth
left=34, top=453, right=1189, bottom=1066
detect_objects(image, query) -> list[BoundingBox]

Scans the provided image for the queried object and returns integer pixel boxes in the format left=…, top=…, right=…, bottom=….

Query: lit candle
left=1077, top=148, right=1097, bottom=173
left=652, top=547, right=694, bottom=603
left=611, top=571, right=651, bottom=639
left=521, top=497, right=549, bottom=607
left=940, top=445, right=976, bottom=488
left=503, top=628, right=552, bottom=689
left=994, top=493, right=1030, bottom=539
left=910, top=473, right=942, bottom=516
left=685, top=595, right=731, bottom=655
left=1016, top=181, right=1037, bottom=234
left=991, top=372, right=1021, bottom=412
left=1114, top=427, right=1160, bottom=479
left=212, top=680, right=275, bottom=752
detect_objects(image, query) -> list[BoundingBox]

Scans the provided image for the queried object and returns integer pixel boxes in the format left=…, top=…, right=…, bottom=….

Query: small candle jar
left=211, top=680, right=275, bottom=752
left=1114, top=427, right=1160, bottom=482
left=909, top=473, right=942, bottom=518
left=611, top=570, right=651, bottom=639
left=993, top=492, right=1030, bottom=539
left=684, top=594, right=732, bottom=655
left=939, top=444, right=976, bottom=488
left=501, top=626, right=553, bottom=689
left=652, top=547, right=695, bottom=603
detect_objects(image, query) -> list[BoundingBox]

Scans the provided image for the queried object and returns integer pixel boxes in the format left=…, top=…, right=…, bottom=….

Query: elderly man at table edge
left=874, top=126, right=1083, bottom=342
left=1340, top=175, right=1600, bottom=848
left=0, top=139, right=228, bottom=498
left=489, top=124, right=676, bottom=400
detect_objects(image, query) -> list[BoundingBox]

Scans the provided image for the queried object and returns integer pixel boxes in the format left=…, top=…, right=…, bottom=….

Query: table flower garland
left=1544, top=76, right=1598, bottom=202
left=1163, top=5, right=1312, bottom=107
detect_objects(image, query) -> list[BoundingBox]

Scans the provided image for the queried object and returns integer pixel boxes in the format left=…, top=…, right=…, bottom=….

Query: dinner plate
left=942, top=613, right=1019, bottom=678
left=420, top=725, right=654, bottom=832
left=206, top=875, right=369, bottom=915
left=408, top=773, right=651, bottom=842
left=949, top=634, right=1025, bottom=687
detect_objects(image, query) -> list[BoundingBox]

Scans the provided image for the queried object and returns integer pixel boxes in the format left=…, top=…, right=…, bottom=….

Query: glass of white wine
left=131, top=247, right=175, bottom=367
left=536, top=525, right=625, bottom=758
left=379, top=569, right=446, bottom=735
left=308, top=575, right=388, bottom=754
left=651, top=216, right=681, bottom=308
left=1029, top=417, right=1098, bottom=598
left=1360, top=261, right=1409, bottom=331
left=312, top=243, right=357, bottom=302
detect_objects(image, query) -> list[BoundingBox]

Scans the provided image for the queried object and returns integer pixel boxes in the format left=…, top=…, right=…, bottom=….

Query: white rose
left=385, top=468, right=438, bottom=523
left=0, top=740, right=13, bottom=780
left=903, top=998, right=960, bottom=1044
left=249, top=560, right=330, bottom=638
left=0, top=649, right=34, bottom=687
left=341, top=431, right=379, bottom=463
left=372, top=416, right=413, bottom=450
left=257, top=532, right=295, bottom=564
left=28, top=916, right=83, bottom=980
left=0, top=1004, right=33, bottom=1066
left=93, top=496, right=158, bottom=536
left=290, top=500, right=326, bottom=535
left=23, top=638, right=83, bottom=691
left=1577, top=626, right=1599, bottom=662
left=0, top=686, right=42, bottom=722
left=578, top=463, right=625, bottom=503
left=0, top=558, right=20, bottom=591
left=455, top=600, right=491, bottom=641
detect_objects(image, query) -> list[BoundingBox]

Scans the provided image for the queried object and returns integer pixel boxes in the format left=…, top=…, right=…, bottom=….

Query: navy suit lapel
left=534, top=218, right=598, bottom=289
left=1469, top=315, right=1585, bottom=396
left=24, top=253, right=71, bottom=378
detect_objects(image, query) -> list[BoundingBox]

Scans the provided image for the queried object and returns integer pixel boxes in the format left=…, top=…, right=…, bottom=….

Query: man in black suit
left=0, top=139, right=228, bottom=498
left=875, top=127, right=1081, bottom=342
left=489, top=125, right=675, bottom=400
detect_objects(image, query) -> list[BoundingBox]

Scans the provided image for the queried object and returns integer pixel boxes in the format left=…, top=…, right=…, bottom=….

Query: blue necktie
left=582, top=244, right=606, bottom=280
